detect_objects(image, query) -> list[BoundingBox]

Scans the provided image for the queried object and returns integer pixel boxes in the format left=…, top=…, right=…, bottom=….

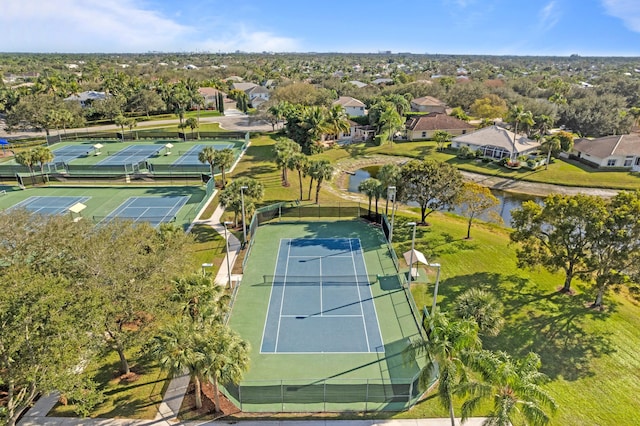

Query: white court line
left=259, top=238, right=285, bottom=353
left=357, top=237, right=384, bottom=352
left=274, top=238, right=292, bottom=353
left=281, top=314, right=362, bottom=318
left=350, top=238, right=371, bottom=352
left=288, top=255, right=353, bottom=258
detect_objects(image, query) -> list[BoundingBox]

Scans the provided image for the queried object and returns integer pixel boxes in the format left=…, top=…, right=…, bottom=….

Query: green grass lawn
left=385, top=211, right=640, bottom=425
left=49, top=350, right=170, bottom=419
left=223, top=135, right=640, bottom=425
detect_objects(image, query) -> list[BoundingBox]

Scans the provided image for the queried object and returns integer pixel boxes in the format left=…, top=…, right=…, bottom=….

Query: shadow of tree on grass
left=439, top=272, right=616, bottom=381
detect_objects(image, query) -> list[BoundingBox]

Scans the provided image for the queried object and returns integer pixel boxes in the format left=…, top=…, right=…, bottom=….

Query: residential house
left=410, top=96, right=447, bottom=113
left=371, top=78, right=393, bottom=85
left=451, top=125, right=541, bottom=159
left=197, top=87, right=226, bottom=109
left=327, top=120, right=376, bottom=145
left=231, top=82, right=270, bottom=107
left=404, top=113, right=475, bottom=141
left=349, top=80, right=368, bottom=89
left=332, top=96, right=367, bottom=117
left=572, top=134, right=640, bottom=171
left=64, top=90, right=108, bottom=107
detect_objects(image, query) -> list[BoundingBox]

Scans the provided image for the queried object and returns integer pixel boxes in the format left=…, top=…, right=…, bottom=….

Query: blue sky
left=2, top=0, right=640, bottom=56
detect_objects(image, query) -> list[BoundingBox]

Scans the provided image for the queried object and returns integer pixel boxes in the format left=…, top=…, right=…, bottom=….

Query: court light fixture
left=388, top=186, right=397, bottom=243
left=406, top=222, right=417, bottom=288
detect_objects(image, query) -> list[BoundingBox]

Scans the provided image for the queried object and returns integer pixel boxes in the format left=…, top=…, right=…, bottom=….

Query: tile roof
left=452, top=125, right=540, bottom=154
left=574, top=134, right=640, bottom=158
left=333, top=96, right=366, bottom=108
left=405, top=113, right=474, bottom=131
left=232, top=82, right=258, bottom=91
left=411, top=96, right=445, bottom=106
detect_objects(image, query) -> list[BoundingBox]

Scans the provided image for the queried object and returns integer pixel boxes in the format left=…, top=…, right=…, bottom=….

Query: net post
left=323, top=380, right=327, bottom=412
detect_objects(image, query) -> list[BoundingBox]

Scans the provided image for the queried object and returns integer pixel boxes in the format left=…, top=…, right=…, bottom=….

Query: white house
left=231, top=82, right=270, bottom=107
left=332, top=96, right=366, bottom=117
left=64, top=90, right=108, bottom=107
left=572, top=134, right=640, bottom=171
left=452, top=125, right=540, bottom=159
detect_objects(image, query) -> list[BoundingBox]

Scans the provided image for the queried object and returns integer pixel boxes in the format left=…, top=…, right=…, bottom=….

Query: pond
left=347, top=166, right=543, bottom=226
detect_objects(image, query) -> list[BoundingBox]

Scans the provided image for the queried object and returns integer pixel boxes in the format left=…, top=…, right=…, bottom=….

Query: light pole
left=223, top=221, right=233, bottom=289
left=240, top=185, right=248, bottom=246
left=407, top=222, right=417, bottom=288
left=429, top=263, right=441, bottom=315
left=201, top=262, right=213, bottom=277
left=388, top=186, right=397, bottom=243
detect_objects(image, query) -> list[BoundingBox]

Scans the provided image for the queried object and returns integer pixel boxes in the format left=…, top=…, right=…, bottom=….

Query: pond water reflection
left=347, top=166, right=543, bottom=225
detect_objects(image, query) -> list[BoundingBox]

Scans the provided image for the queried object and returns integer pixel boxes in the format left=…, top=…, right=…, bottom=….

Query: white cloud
left=0, top=0, right=298, bottom=52
left=602, top=0, right=640, bottom=32
left=538, top=1, right=560, bottom=31
left=2, top=0, right=190, bottom=52
left=195, top=28, right=300, bottom=53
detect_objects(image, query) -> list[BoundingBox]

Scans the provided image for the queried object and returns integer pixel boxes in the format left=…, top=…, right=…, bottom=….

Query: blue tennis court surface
left=261, top=238, right=384, bottom=354
left=172, top=144, right=234, bottom=166
left=98, top=145, right=163, bottom=165
left=10, top=196, right=90, bottom=215
left=97, top=196, right=189, bottom=227
left=52, top=145, right=93, bottom=163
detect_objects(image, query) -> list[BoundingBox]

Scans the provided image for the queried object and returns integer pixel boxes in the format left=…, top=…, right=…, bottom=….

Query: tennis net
left=263, top=274, right=378, bottom=286
left=91, top=215, right=176, bottom=223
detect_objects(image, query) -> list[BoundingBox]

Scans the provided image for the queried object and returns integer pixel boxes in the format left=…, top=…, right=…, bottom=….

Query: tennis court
left=96, top=196, right=189, bottom=227
left=9, top=196, right=90, bottom=215
left=227, top=220, right=426, bottom=412
left=98, top=145, right=163, bottom=166
left=261, top=238, right=383, bottom=354
left=51, top=145, right=94, bottom=163
left=172, top=143, right=235, bottom=166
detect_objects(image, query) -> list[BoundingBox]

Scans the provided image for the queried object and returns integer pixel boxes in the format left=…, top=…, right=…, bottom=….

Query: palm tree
left=358, top=177, right=381, bottom=218
left=308, top=159, right=334, bottom=204
left=377, top=163, right=400, bottom=215
left=321, top=105, right=350, bottom=141
left=170, top=275, right=230, bottom=324
left=214, top=148, right=235, bottom=188
left=379, top=105, right=405, bottom=144
left=541, top=136, right=561, bottom=170
left=534, top=115, right=555, bottom=139
left=301, top=106, right=326, bottom=144
left=507, top=105, right=535, bottom=159
left=147, top=320, right=208, bottom=409
left=274, top=138, right=300, bottom=186
left=198, top=147, right=217, bottom=186
left=462, top=351, right=557, bottom=426
left=14, top=150, right=36, bottom=178
left=203, top=325, right=250, bottom=412
left=287, top=152, right=308, bottom=201
left=404, top=309, right=481, bottom=426
left=453, top=288, right=504, bottom=337
left=185, top=117, right=199, bottom=140
left=31, top=146, right=54, bottom=180
left=114, top=114, right=128, bottom=141
left=126, top=117, right=137, bottom=140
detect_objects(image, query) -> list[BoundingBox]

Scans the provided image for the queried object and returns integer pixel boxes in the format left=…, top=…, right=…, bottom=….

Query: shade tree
left=397, top=159, right=463, bottom=224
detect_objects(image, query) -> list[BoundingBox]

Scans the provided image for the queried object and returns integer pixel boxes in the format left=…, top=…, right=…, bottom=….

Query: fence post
left=239, top=384, right=243, bottom=411
left=365, top=379, right=369, bottom=412
left=281, top=380, right=284, bottom=412
left=323, top=380, right=327, bottom=412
